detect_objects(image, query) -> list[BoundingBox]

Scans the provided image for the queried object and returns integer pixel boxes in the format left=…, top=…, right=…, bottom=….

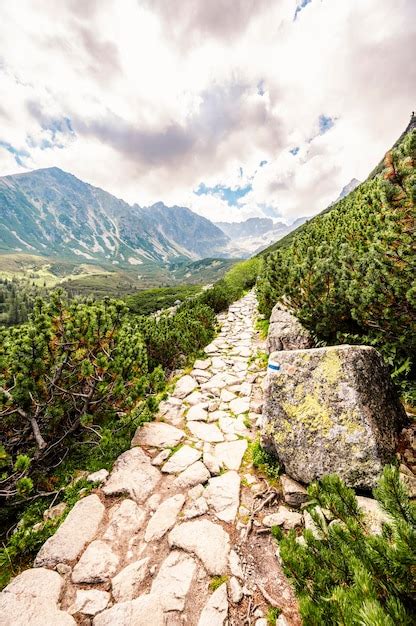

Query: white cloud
left=0, top=0, right=414, bottom=221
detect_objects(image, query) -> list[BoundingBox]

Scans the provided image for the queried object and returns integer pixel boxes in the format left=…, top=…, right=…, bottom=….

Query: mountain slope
left=0, top=167, right=229, bottom=267
left=257, top=113, right=416, bottom=401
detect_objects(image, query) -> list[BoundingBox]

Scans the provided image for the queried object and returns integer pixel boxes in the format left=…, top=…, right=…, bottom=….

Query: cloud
left=0, top=0, right=414, bottom=223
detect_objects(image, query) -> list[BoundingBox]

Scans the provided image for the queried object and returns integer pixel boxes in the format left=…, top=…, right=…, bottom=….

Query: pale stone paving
left=0, top=292, right=296, bottom=626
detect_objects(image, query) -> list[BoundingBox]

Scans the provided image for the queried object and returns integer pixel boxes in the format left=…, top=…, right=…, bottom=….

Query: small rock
left=186, top=391, right=206, bottom=406
left=229, top=576, right=243, bottom=603
left=131, top=422, right=185, bottom=449
left=303, top=508, right=325, bottom=539
left=203, top=451, right=222, bottom=475
left=194, top=359, right=211, bottom=370
left=147, top=493, right=162, bottom=510
left=103, top=448, right=161, bottom=503
left=357, top=496, right=390, bottom=535
left=214, top=440, right=248, bottom=471
left=3, top=568, right=64, bottom=603
left=103, top=499, right=146, bottom=545
left=187, top=404, right=209, bottom=422
left=145, top=494, right=185, bottom=542
left=87, top=469, right=109, bottom=484
left=173, top=461, right=211, bottom=488
left=162, top=445, right=201, bottom=473
left=188, top=484, right=204, bottom=499
left=205, top=471, right=241, bottom=522
left=151, top=550, right=197, bottom=611
left=228, top=550, right=244, bottom=580
left=92, top=594, right=164, bottom=626
left=56, top=563, right=72, bottom=576
left=197, top=583, right=228, bottom=626
left=111, top=558, right=150, bottom=602
left=276, top=615, right=290, bottom=626
left=168, top=520, right=230, bottom=575
left=263, top=505, right=303, bottom=530
left=151, top=449, right=171, bottom=466
left=229, top=397, right=250, bottom=415
left=255, top=619, right=268, bottom=626
left=72, top=540, right=119, bottom=584
left=174, top=375, right=198, bottom=399
left=69, top=590, right=110, bottom=616
left=221, top=389, right=237, bottom=402
left=188, top=421, right=224, bottom=443
left=35, top=494, right=105, bottom=567
left=281, top=474, right=309, bottom=508
left=43, top=501, right=67, bottom=521
left=183, top=496, right=209, bottom=519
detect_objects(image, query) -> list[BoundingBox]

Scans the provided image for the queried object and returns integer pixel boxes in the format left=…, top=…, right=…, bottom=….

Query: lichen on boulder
left=262, top=345, right=407, bottom=488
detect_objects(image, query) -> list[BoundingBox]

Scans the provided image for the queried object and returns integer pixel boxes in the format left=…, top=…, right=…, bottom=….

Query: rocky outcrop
left=262, top=345, right=407, bottom=488
left=266, top=303, right=313, bottom=353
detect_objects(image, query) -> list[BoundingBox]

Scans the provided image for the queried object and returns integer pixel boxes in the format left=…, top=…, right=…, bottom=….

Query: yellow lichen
left=315, top=350, right=343, bottom=386
left=283, top=394, right=334, bottom=436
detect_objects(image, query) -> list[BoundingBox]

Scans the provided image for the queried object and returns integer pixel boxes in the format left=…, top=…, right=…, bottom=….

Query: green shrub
left=136, top=301, right=216, bottom=371
left=278, top=466, right=416, bottom=625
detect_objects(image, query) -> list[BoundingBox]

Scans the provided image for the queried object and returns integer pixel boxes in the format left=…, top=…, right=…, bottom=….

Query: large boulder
left=262, top=345, right=407, bottom=488
left=266, top=303, right=313, bottom=353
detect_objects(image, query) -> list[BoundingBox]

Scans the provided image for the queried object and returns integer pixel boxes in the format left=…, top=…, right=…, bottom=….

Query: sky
left=0, top=0, right=415, bottom=224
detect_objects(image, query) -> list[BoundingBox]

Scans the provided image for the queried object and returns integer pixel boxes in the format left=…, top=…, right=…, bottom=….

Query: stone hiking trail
left=1, top=292, right=300, bottom=626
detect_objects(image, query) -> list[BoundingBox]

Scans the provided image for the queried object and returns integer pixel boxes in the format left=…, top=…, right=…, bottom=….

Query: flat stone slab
left=162, top=445, right=201, bottom=473
left=145, top=494, right=185, bottom=542
left=0, top=595, right=76, bottom=625
left=35, top=494, right=105, bottom=567
left=214, top=440, right=248, bottom=471
left=69, top=590, right=110, bottom=616
left=93, top=594, right=164, bottom=626
left=218, top=415, right=248, bottom=438
left=187, top=403, right=209, bottom=421
left=72, top=540, right=119, bottom=584
left=3, top=568, right=64, bottom=604
left=151, top=550, right=197, bottom=611
left=111, top=558, right=150, bottom=602
left=169, top=520, right=230, bottom=574
left=197, top=583, right=228, bottom=626
left=229, top=397, right=250, bottom=415
left=103, top=499, right=146, bottom=545
left=205, top=471, right=241, bottom=522
left=103, top=448, right=161, bottom=503
left=173, top=375, right=198, bottom=399
left=173, top=461, right=211, bottom=488
left=194, top=358, right=211, bottom=370
left=188, top=421, right=224, bottom=443
left=131, top=422, right=185, bottom=449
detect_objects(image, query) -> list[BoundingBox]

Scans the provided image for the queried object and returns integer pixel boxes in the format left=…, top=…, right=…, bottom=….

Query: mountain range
left=0, top=167, right=230, bottom=268
left=0, top=166, right=358, bottom=288
left=0, top=167, right=309, bottom=269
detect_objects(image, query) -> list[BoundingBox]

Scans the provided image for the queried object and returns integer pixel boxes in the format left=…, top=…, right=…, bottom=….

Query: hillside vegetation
left=257, top=124, right=416, bottom=403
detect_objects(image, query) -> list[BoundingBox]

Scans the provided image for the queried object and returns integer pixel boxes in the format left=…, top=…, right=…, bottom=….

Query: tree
left=278, top=466, right=416, bottom=625
left=0, top=292, right=149, bottom=500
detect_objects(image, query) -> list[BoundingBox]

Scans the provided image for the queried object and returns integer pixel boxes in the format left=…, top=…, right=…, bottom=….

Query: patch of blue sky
left=289, top=147, right=299, bottom=156
left=0, top=140, right=30, bottom=167
left=259, top=160, right=268, bottom=167
left=294, top=0, right=312, bottom=21
left=194, top=182, right=252, bottom=206
left=318, top=114, right=335, bottom=134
